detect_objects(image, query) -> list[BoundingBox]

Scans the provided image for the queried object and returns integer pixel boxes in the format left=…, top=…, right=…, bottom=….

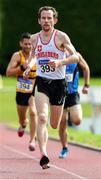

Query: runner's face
left=20, top=38, right=32, bottom=54
left=38, top=10, right=57, bottom=31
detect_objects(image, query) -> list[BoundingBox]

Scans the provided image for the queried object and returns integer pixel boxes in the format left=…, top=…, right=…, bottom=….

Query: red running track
left=0, top=123, right=101, bottom=179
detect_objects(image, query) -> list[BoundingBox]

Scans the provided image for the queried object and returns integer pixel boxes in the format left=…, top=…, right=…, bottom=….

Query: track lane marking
left=3, top=145, right=88, bottom=179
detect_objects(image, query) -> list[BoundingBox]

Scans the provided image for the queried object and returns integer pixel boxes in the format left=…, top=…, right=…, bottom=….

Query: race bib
left=39, top=59, right=55, bottom=73
left=65, top=73, right=73, bottom=82
left=16, top=77, right=35, bottom=93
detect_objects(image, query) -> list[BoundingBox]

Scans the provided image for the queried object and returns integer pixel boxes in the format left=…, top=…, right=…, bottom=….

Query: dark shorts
left=36, top=76, right=66, bottom=105
left=16, top=81, right=36, bottom=106
left=64, top=92, right=80, bottom=109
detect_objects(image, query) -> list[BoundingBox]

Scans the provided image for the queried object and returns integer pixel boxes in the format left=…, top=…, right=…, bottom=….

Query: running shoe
left=40, top=155, right=50, bottom=169
left=59, top=147, right=69, bottom=158
left=17, top=126, right=25, bottom=137
left=29, top=141, right=36, bottom=151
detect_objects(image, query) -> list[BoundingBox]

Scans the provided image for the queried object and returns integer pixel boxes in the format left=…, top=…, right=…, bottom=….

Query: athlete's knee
left=29, top=110, right=36, bottom=119
left=51, top=123, right=57, bottom=129
left=38, top=113, right=47, bottom=125
left=72, top=117, right=81, bottom=125
left=50, top=120, right=58, bottom=129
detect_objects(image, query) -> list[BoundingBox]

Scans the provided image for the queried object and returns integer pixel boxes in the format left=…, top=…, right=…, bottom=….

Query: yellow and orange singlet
left=16, top=50, right=36, bottom=93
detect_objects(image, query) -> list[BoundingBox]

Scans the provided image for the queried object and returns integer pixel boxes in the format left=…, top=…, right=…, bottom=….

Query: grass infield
left=0, top=76, right=101, bottom=149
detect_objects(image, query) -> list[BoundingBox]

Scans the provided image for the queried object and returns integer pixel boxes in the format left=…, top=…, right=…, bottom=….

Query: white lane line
left=3, top=145, right=39, bottom=160
left=4, top=145, right=88, bottom=180
left=50, top=164, right=87, bottom=180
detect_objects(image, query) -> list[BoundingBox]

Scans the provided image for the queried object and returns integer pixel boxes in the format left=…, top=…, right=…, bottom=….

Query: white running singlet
left=35, top=29, right=66, bottom=80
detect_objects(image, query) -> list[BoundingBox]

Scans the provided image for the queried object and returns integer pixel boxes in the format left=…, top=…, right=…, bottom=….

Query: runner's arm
left=77, top=52, right=90, bottom=94
left=22, top=34, right=37, bottom=79
left=6, top=53, right=21, bottom=76
left=60, top=33, right=79, bottom=65
left=49, top=33, right=79, bottom=68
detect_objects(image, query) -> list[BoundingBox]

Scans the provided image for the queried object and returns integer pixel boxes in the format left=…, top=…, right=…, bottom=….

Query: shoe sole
left=29, top=145, right=35, bottom=151
left=42, top=164, right=50, bottom=169
left=18, top=131, right=24, bottom=137
left=59, top=152, right=69, bottom=158
left=59, top=155, right=67, bottom=158
left=40, top=156, right=50, bottom=169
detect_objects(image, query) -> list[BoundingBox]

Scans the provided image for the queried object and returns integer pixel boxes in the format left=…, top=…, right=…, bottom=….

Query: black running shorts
left=36, top=76, right=66, bottom=105
left=16, top=80, right=36, bottom=106
left=64, top=92, right=80, bottom=109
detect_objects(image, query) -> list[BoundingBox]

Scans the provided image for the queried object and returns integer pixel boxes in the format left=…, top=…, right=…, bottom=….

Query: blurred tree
left=1, top=0, right=101, bottom=76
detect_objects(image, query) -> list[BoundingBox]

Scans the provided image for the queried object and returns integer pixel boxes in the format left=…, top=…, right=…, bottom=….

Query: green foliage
left=0, top=1, right=1, bottom=48
left=0, top=0, right=101, bottom=76
left=0, top=89, right=17, bottom=124
left=48, top=126, right=101, bottom=149
left=0, top=76, right=18, bottom=126
left=79, top=78, right=101, bottom=86
left=69, top=128, right=101, bottom=149
left=0, top=77, right=101, bottom=148
left=82, top=103, right=92, bottom=117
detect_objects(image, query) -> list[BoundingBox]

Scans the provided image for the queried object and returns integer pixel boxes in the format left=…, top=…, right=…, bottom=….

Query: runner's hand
left=82, top=85, right=89, bottom=94
left=49, top=60, right=62, bottom=68
left=23, top=66, right=31, bottom=79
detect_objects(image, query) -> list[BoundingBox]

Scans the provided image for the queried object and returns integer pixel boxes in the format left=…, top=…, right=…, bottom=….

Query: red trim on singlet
left=33, top=34, right=38, bottom=51
left=54, top=30, right=65, bottom=52
left=39, top=29, right=55, bottom=45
